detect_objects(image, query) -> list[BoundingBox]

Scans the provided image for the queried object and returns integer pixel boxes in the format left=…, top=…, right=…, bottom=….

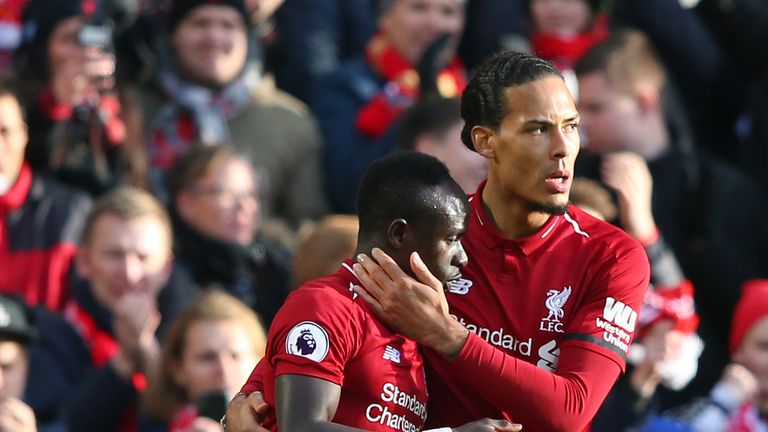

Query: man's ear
left=386, top=218, right=408, bottom=249
left=471, top=125, right=497, bottom=160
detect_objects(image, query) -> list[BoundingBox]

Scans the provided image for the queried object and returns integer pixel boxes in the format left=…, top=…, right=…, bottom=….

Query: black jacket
left=172, top=212, right=293, bottom=327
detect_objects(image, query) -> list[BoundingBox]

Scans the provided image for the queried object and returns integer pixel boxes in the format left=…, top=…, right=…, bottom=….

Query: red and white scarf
left=356, top=32, right=466, bottom=139
left=147, top=62, right=261, bottom=169
left=532, top=14, right=610, bottom=71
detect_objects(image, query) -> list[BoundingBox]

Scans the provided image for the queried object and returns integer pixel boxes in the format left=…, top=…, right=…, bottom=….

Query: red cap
left=730, top=279, right=768, bottom=355
left=637, top=280, right=699, bottom=341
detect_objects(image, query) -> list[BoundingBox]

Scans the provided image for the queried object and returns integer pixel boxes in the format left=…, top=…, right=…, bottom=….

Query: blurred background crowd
left=1, top=0, right=768, bottom=430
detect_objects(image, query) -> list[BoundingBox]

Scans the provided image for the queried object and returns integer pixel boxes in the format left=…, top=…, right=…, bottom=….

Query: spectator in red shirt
left=0, top=81, right=91, bottom=311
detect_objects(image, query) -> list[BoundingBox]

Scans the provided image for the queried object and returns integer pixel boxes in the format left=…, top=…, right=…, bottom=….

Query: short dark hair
left=356, top=152, right=464, bottom=237
left=460, top=51, right=562, bottom=151
left=398, top=96, right=462, bottom=151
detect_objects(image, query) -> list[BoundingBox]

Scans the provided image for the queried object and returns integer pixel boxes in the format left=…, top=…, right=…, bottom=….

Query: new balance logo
left=447, top=278, right=473, bottom=295
left=382, top=345, right=401, bottom=363
left=602, top=297, right=638, bottom=332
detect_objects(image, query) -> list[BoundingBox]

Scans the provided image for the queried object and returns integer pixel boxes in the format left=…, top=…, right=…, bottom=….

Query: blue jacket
left=311, top=58, right=400, bottom=213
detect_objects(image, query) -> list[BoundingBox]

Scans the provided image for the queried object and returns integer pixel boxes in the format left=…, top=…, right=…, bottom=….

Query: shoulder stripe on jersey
left=341, top=262, right=361, bottom=282
left=474, top=208, right=484, bottom=226
left=564, top=333, right=627, bottom=362
left=540, top=217, right=560, bottom=238
left=563, top=212, right=590, bottom=238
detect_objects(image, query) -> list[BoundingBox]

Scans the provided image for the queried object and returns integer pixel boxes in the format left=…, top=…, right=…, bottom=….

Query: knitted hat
left=166, top=0, right=250, bottom=31
left=636, top=280, right=699, bottom=341
left=0, top=295, right=36, bottom=345
left=16, top=0, right=96, bottom=77
left=730, top=279, right=768, bottom=355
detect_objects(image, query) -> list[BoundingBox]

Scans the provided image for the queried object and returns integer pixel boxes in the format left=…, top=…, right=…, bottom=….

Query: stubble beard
left=526, top=199, right=569, bottom=216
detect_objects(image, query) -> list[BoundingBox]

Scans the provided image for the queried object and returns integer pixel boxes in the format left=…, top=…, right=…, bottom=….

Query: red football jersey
left=425, top=182, right=650, bottom=431
left=261, top=262, right=428, bottom=432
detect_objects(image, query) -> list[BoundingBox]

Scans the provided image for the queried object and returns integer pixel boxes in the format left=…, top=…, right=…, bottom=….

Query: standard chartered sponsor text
left=453, top=315, right=532, bottom=356
left=365, top=382, right=426, bottom=432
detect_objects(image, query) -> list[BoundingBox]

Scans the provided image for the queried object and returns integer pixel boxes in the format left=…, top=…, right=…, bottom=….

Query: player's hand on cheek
left=352, top=248, right=469, bottom=359
left=452, top=417, right=523, bottom=431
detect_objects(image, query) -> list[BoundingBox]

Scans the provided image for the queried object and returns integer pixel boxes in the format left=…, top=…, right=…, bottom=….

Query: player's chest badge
left=539, top=286, right=572, bottom=333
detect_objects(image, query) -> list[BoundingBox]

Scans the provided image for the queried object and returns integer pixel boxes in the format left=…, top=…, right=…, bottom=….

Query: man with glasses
left=168, top=145, right=292, bottom=326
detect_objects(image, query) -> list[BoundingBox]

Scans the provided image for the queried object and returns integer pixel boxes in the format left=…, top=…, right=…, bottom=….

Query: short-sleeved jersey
left=261, top=261, right=428, bottom=432
left=426, top=182, right=649, bottom=427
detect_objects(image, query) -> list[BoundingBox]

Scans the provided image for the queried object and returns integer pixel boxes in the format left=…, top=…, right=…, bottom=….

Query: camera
left=78, top=24, right=113, bottom=50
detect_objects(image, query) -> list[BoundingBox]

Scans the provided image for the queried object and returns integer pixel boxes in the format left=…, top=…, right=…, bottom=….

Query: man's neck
left=481, top=179, right=553, bottom=240
left=353, top=240, right=393, bottom=262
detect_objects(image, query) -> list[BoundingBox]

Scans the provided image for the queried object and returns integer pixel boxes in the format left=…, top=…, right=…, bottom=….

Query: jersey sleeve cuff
left=274, top=363, right=344, bottom=387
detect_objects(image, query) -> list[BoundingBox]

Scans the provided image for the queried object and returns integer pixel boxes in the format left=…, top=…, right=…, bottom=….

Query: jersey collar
left=339, top=258, right=364, bottom=286
left=469, top=180, right=566, bottom=256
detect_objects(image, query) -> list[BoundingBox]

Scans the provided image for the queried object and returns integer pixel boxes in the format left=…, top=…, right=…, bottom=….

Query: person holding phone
left=15, top=0, right=147, bottom=194
left=141, top=290, right=266, bottom=432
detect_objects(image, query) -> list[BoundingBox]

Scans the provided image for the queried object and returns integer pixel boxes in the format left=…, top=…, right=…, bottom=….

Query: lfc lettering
left=539, top=320, right=563, bottom=333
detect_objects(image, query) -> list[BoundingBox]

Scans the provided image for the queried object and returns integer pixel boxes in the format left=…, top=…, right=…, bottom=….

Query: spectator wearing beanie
left=141, top=0, right=327, bottom=227
left=641, top=280, right=768, bottom=432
